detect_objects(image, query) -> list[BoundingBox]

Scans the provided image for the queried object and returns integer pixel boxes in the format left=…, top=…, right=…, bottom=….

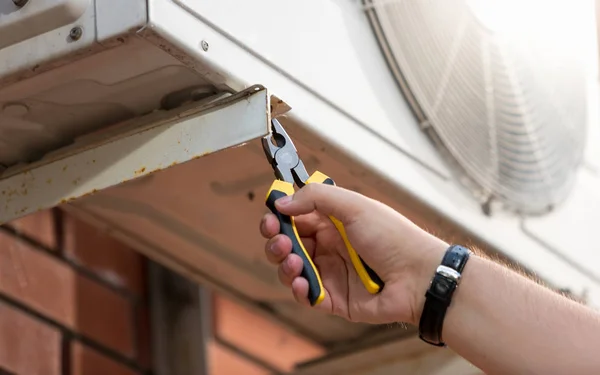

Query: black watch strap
left=418, top=245, right=471, bottom=346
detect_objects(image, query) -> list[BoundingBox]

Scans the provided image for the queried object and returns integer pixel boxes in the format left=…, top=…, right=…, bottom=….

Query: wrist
left=408, top=238, right=448, bottom=326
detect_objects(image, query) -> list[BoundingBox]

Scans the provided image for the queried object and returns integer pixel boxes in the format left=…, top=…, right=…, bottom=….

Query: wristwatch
left=418, top=244, right=471, bottom=346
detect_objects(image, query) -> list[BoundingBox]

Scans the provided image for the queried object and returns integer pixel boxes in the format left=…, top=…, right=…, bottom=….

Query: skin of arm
left=260, top=183, right=600, bottom=375
left=438, top=254, right=600, bottom=375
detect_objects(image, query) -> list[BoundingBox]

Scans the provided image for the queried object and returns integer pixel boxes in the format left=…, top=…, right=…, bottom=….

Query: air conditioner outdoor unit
left=1, top=0, right=599, bottom=373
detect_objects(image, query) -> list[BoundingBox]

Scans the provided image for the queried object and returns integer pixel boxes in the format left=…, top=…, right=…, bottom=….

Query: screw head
left=201, top=40, right=209, bottom=51
left=69, top=27, right=83, bottom=41
left=13, top=0, right=29, bottom=7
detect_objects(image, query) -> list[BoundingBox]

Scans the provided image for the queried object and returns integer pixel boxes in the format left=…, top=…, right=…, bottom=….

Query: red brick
left=0, top=231, right=134, bottom=357
left=63, top=214, right=143, bottom=294
left=0, top=302, right=61, bottom=375
left=76, top=276, right=135, bottom=357
left=8, top=210, right=57, bottom=250
left=213, top=295, right=324, bottom=372
left=71, top=341, right=137, bottom=375
left=209, top=341, right=269, bottom=375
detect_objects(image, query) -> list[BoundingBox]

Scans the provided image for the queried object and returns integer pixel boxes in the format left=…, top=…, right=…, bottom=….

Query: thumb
left=275, top=183, right=365, bottom=222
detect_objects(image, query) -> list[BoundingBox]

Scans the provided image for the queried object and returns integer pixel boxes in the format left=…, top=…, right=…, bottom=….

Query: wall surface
left=0, top=209, right=152, bottom=375
left=0, top=209, right=327, bottom=375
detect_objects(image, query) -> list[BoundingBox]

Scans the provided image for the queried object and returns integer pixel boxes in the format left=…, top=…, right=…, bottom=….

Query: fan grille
left=366, top=0, right=593, bottom=213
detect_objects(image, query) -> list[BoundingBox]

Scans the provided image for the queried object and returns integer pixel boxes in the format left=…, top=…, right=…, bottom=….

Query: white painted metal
left=0, top=86, right=270, bottom=225
left=147, top=0, right=450, bottom=178
left=0, top=0, right=89, bottom=50
left=95, top=0, right=147, bottom=42
left=0, top=0, right=97, bottom=83
left=523, top=170, right=600, bottom=282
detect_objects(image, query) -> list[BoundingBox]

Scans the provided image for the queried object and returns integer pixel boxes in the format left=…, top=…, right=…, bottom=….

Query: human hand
left=260, top=183, right=448, bottom=325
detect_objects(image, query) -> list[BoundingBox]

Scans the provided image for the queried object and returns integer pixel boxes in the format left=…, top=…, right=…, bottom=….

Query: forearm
left=443, top=255, right=600, bottom=375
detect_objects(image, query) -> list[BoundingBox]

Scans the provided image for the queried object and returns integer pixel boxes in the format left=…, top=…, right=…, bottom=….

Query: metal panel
left=0, top=85, right=271, bottom=225
left=147, top=0, right=450, bottom=178
left=0, top=0, right=89, bottom=50
left=95, top=0, right=147, bottom=42
left=522, top=170, right=600, bottom=284
left=0, top=0, right=97, bottom=83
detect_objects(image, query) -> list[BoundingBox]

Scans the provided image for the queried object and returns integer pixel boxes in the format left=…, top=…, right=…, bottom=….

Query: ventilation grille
left=365, top=0, right=595, bottom=214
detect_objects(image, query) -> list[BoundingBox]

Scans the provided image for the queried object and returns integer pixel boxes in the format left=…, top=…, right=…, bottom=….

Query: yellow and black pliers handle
left=265, top=172, right=385, bottom=306
left=262, top=119, right=384, bottom=306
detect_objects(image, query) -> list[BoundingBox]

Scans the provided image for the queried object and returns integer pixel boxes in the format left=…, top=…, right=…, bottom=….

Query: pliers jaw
left=262, top=119, right=310, bottom=187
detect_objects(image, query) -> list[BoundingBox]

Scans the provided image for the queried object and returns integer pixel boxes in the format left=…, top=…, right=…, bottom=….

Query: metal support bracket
left=0, top=85, right=271, bottom=225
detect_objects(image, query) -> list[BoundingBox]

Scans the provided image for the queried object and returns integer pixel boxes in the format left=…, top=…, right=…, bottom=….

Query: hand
left=260, top=183, right=448, bottom=325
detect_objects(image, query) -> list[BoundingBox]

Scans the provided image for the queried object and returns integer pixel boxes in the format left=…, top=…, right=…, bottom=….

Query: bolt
left=201, top=40, right=209, bottom=51
left=13, top=0, right=29, bottom=6
left=69, top=27, right=83, bottom=41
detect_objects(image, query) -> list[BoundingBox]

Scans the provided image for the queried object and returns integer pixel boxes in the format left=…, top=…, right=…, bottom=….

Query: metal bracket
left=0, top=85, right=271, bottom=225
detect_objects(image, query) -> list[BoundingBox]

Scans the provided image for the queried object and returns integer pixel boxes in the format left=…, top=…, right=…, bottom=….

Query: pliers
left=262, top=118, right=384, bottom=306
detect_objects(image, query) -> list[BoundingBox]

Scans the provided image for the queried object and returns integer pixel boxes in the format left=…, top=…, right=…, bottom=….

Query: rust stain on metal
left=59, top=196, right=77, bottom=205
left=77, top=188, right=100, bottom=201
left=16, top=206, right=28, bottom=215
left=135, top=167, right=147, bottom=175
left=192, top=151, right=211, bottom=160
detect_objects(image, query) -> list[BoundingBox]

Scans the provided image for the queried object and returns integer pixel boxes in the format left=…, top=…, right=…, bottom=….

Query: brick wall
left=0, top=209, right=151, bottom=375
left=0, top=209, right=325, bottom=375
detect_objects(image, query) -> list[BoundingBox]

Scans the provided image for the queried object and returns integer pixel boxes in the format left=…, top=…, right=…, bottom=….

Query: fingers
left=261, top=210, right=322, bottom=239
left=264, top=234, right=291, bottom=264
left=266, top=244, right=314, bottom=308
left=271, top=251, right=325, bottom=310
left=291, top=277, right=311, bottom=306
left=262, top=211, right=319, bottom=260
left=277, top=254, right=303, bottom=286
left=260, top=213, right=279, bottom=239
left=260, top=205, right=327, bottom=308
left=274, top=183, right=367, bottom=222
